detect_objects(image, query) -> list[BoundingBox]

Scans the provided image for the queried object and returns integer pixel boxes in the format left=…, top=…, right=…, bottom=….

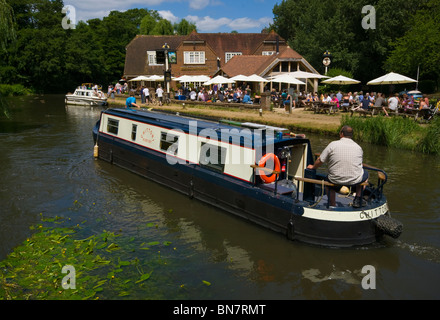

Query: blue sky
left=66, top=0, right=277, bottom=33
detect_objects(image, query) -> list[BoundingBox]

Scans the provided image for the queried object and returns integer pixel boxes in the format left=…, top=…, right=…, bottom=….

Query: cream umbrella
left=367, top=72, right=417, bottom=85
left=203, top=75, right=235, bottom=85
left=270, top=74, right=306, bottom=85
left=322, top=75, right=361, bottom=85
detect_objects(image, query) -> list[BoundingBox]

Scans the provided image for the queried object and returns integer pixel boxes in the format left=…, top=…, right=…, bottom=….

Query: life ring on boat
left=258, top=153, right=281, bottom=183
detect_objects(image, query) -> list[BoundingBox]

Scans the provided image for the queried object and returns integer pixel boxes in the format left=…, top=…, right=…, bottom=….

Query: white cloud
left=63, top=0, right=273, bottom=32
left=186, top=15, right=272, bottom=32
left=188, top=0, right=223, bottom=10
left=186, top=15, right=232, bottom=31
left=158, top=10, right=179, bottom=23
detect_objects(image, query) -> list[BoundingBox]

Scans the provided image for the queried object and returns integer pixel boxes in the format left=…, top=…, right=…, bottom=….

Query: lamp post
left=163, top=43, right=170, bottom=94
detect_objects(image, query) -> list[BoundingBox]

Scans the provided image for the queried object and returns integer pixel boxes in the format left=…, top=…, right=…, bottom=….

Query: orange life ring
left=258, top=153, right=281, bottom=183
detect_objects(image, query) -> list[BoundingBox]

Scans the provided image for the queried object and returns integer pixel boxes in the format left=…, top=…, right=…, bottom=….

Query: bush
left=0, top=84, right=33, bottom=96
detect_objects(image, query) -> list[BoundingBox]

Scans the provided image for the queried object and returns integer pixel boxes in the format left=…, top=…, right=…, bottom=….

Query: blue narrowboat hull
left=92, top=109, right=401, bottom=247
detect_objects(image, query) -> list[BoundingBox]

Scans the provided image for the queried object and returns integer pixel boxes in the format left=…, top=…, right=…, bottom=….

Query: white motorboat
left=65, top=86, right=108, bottom=106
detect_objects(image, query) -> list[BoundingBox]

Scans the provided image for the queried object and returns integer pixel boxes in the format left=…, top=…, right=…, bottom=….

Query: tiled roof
left=221, top=55, right=275, bottom=77
left=221, top=46, right=306, bottom=77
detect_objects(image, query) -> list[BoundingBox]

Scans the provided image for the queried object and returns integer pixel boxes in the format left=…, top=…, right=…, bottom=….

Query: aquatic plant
left=0, top=216, right=170, bottom=300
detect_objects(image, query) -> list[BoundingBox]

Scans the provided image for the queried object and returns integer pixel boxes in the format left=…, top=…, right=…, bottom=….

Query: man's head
left=340, top=125, right=354, bottom=138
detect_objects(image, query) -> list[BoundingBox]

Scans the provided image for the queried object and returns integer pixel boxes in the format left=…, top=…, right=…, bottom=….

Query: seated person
left=307, top=126, right=368, bottom=208
left=242, top=93, right=253, bottom=104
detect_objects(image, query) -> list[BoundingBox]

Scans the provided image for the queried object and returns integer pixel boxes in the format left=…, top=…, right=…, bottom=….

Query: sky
left=65, top=0, right=278, bottom=33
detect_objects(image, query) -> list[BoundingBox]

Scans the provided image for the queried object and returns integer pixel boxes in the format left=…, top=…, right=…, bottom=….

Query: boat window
left=199, top=142, right=226, bottom=173
left=160, top=132, right=179, bottom=155
left=107, top=118, right=119, bottom=135
left=131, top=124, right=137, bottom=141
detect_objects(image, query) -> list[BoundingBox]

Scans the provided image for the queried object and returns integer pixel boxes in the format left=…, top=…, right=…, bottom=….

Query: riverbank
left=0, top=84, right=33, bottom=97
left=109, top=97, right=440, bottom=154
left=109, top=97, right=343, bottom=135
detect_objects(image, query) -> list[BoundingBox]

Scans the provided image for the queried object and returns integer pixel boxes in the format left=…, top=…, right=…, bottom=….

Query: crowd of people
left=174, top=83, right=257, bottom=104
left=269, top=89, right=434, bottom=116
left=106, top=81, right=437, bottom=118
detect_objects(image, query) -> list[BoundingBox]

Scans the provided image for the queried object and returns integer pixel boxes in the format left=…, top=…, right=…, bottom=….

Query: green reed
left=341, top=115, right=440, bottom=155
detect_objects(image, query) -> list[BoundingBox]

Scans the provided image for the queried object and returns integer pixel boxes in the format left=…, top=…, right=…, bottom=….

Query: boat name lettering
left=359, top=204, right=387, bottom=219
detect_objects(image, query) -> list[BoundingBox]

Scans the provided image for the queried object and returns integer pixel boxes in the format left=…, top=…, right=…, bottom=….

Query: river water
left=0, top=94, right=439, bottom=299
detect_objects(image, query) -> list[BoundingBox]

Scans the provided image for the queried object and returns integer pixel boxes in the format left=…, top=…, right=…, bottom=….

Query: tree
left=174, top=19, right=197, bottom=35
left=150, top=19, right=174, bottom=35
left=0, top=0, right=15, bottom=50
left=385, top=0, right=440, bottom=85
left=271, top=0, right=423, bottom=83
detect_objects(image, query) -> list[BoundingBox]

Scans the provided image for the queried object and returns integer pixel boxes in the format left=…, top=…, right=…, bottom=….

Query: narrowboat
left=65, top=87, right=108, bottom=106
left=92, top=108, right=402, bottom=247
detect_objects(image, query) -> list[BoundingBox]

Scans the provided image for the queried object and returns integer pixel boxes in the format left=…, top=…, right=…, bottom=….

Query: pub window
left=183, top=51, right=205, bottom=64
left=107, top=118, right=119, bottom=135
left=131, top=124, right=137, bottom=141
left=225, top=52, right=242, bottom=63
left=160, top=132, right=179, bottom=155
left=199, top=142, right=226, bottom=173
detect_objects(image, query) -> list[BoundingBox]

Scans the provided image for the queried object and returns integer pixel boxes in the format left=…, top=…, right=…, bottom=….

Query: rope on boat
left=309, top=179, right=325, bottom=208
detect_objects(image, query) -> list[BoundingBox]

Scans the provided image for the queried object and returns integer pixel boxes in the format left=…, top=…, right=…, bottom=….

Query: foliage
left=0, top=0, right=197, bottom=93
left=0, top=83, right=32, bottom=96
left=271, top=0, right=425, bottom=83
left=341, top=114, right=440, bottom=154
left=0, top=0, right=15, bottom=50
left=385, top=0, right=440, bottom=88
left=0, top=215, right=172, bottom=300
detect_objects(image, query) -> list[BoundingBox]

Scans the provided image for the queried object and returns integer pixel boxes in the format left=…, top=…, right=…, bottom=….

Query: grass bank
left=341, top=115, right=440, bottom=155
left=109, top=98, right=342, bottom=135
left=109, top=98, right=440, bottom=155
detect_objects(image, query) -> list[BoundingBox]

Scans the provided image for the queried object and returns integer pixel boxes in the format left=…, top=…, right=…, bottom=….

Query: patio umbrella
left=367, top=72, right=417, bottom=85
left=247, top=74, right=269, bottom=82
left=322, top=75, right=360, bottom=85
left=203, top=75, right=235, bottom=85
left=287, top=71, right=329, bottom=79
left=128, top=76, right=151, bottom=81
left=270, top=74, right=305, bottom=85
left=230, top=74, right=251, bottom=82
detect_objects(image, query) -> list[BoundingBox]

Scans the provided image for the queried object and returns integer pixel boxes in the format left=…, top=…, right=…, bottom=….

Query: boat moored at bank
left=92, top=108, right=402, bottom=247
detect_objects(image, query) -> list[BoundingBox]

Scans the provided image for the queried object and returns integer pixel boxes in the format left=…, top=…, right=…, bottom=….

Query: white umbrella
left=247, top=74, right=269, bottom=82
left=270, top=74, right=305, bottom=85
left=148, top=75, right=164, bottom=81
left=367, top=72, right=417, bottom=85
left=322, top=75, right=361, bottom=85
left=275, top=71, right=328, bottom=79
left=128, top=75, right=151, bottom=81
left=204, top=75, right=235, bottom=85
left=231, top=74, right=251, bottom=82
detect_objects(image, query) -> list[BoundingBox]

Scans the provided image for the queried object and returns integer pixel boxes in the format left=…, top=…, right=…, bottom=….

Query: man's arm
left=307, top=157, right=323, bottom=170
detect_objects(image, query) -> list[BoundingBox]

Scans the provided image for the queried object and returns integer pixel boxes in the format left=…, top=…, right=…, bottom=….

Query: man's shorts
left=325, top=169, right=369, bottom=190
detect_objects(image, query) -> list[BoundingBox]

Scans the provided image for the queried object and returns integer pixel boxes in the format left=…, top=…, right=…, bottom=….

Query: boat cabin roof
left=103, top=108, right=310, bottom=148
